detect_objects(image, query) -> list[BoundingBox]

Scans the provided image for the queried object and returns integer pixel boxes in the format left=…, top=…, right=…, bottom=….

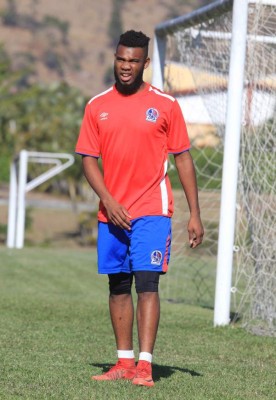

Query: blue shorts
left=97, top=216, right=172, bottom=274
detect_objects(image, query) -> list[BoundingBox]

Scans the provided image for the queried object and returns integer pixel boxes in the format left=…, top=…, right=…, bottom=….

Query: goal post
left=214, top=0, right=248, bottom=326
left=152, top=0, right=276, bottom=335
left=7, top=150, right=75, bottom=249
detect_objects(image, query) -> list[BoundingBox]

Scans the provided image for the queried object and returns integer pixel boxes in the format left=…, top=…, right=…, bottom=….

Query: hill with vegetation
left=0, top=0, right=211, bottom=186
left=0, top=0, right=210, bottom=95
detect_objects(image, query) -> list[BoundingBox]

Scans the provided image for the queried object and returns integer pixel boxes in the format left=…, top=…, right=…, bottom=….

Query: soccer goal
left=7, top=150, right=74, bottom=249
left=152, top=0, right=276, bottom=336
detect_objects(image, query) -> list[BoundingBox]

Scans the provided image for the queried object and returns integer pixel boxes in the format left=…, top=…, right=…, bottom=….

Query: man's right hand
left=103, top=197, right=132, bottom=230
left=82, top=156, right=132, bottom=231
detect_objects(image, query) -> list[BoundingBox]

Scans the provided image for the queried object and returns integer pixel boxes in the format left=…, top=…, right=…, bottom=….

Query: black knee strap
left=134, top=271, right=160, bottom=293
left=108, top=273, right=133, bottom=295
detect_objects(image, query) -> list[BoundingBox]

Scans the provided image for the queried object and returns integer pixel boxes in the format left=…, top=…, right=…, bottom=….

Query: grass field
left=1, top=247, right=275, bottom=400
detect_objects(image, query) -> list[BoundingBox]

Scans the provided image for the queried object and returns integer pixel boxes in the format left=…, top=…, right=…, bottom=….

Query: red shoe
left=92, top=359, right=136, bottom=381
left=132, top=360, right=154, bottom=387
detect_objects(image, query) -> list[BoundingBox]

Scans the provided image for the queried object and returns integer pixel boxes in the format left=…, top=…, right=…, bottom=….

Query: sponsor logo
left=146, top=108, right=159, bottom=123
left=151, top=250, right=162, bottom=265
left=100, top=112, right=109, bottom=120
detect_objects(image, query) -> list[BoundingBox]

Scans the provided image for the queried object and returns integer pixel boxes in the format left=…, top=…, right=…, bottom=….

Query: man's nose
left=121, top=61, right=131, bottom=69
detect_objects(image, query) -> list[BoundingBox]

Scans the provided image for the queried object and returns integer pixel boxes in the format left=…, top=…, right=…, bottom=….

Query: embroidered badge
left=151, top=250, right=163, bottom=265
left=146, top=108, right=159, bottom=123
left=100, top=112, right=109, bottom=120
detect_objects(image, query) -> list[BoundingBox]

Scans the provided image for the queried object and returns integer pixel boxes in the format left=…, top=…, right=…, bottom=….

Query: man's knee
left=108, top=272, right=133, bottom=295
left=134, top=271, right=160, bottom=293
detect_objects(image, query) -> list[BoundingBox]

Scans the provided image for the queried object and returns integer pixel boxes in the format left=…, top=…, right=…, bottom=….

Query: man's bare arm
left=174, top=151, right=204, bottom=248
left=82, top=156, right=131, bottom=230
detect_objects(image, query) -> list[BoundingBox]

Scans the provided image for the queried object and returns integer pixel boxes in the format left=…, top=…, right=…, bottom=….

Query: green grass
left=0, top=247, right=275, bottom=400
left=160, top=254, right=217, bottom=307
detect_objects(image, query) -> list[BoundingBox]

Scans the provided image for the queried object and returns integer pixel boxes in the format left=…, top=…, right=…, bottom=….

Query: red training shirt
left=75, top=83, right=190, bottom=222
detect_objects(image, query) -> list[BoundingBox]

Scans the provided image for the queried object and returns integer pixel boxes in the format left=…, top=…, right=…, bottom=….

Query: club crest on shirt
left=146, top=108, right=159, bottom=123
left=151, top=250, right=162, bottom=265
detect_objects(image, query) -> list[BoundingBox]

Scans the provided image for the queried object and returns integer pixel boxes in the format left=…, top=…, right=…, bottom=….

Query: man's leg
left=108, top=272, right=134, bottom=350
left=136, top=291, right=160, bottom=354
left=92, top=273, right=136, bottom=381
left=109, top=295, right=134, bottom=350
left=132, top=271, right=160, bottom=387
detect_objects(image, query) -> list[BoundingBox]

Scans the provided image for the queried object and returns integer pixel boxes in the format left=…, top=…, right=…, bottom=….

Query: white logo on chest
left=100, top=112, right=109, bottom=120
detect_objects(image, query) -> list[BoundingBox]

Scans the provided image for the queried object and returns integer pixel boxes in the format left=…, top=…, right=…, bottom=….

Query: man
left=75, top=30, right=204, bottom=387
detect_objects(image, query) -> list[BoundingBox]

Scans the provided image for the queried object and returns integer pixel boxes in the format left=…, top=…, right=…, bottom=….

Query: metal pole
left=15, top=150, right=28, bottom=249
left=214, top=0, right=249, bottom=326
left=7, top=160, right=18, bottom=248
left=152, top=33, right=166, bottom=90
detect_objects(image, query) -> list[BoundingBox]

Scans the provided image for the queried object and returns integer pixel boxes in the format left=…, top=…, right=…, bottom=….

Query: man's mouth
left=120, top=73, right=132, bottom=83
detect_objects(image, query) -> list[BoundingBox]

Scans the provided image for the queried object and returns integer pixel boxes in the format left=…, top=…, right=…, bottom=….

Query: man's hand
left=187, top=214, right=204, bottom=249
left=82, top=156, right=131, bottom=230
left=103, top=197, right=132, bottom=230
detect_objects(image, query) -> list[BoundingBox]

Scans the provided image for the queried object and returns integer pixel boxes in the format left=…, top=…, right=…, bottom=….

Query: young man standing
left=75, top=30, right=204, bottom=387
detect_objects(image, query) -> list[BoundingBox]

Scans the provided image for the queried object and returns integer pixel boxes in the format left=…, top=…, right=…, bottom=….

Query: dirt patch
left=0, top=188, right=97, bottom=248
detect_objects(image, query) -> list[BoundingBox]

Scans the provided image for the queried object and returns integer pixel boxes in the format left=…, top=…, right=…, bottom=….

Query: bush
left=0, top=154, right=11, bottom=183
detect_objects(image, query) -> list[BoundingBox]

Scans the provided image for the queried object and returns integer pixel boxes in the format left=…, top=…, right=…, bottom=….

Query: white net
left=232, top=1, right=276, bottom=336
left=159, top=1, right=232, bottom=308
left=157, top=0, right=276, bottom=336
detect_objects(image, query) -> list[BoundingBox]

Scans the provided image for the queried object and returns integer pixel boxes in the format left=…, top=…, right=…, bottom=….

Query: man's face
left=114, top=44, right=150, bottom=95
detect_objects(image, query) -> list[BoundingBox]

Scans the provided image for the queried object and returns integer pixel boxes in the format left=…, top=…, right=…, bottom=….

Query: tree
left=0, top=45, right=87, bottom=191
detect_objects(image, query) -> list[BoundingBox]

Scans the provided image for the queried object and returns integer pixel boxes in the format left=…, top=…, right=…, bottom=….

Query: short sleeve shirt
left=75, top=83, right=190, bottom=222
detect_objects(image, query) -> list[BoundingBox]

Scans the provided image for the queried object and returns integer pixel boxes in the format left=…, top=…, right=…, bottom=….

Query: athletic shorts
left=97, top=216, right=172, bottom=274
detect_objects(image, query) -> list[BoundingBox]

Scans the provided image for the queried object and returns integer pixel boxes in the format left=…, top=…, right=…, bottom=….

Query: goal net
left=154, top=0, right=276, bottom=336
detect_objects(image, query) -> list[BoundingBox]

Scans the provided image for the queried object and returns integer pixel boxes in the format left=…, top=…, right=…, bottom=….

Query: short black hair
left=117, top=30, right=150, bottom=55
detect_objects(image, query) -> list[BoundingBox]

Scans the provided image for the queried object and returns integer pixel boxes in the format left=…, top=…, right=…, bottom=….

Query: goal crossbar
left=186, top=29, right=276, bottom=44
left=155, top=0, right=233, bottom=37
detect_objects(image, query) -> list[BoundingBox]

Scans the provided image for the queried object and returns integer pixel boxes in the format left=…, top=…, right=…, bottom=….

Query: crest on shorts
left=146, top=108, right=159, bottom=123
left=151, top=250, right=162, bottom=265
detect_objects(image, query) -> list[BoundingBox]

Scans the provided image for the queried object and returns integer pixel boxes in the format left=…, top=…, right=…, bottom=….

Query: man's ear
left=144, top=57, right=150, bottom=69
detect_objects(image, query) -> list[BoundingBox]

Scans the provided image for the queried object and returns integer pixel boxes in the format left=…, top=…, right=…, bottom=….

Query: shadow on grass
left=90, top=363, right=202, bottom=382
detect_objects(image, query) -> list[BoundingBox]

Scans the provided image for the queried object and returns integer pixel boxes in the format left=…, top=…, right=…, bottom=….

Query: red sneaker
left=91, top=359, right=136, bottom=381
left=132, top=360, right=154, bottom=387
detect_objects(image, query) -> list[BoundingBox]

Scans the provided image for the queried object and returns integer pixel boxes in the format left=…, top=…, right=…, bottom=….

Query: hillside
left=0, top=0, right=209, bottom=96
